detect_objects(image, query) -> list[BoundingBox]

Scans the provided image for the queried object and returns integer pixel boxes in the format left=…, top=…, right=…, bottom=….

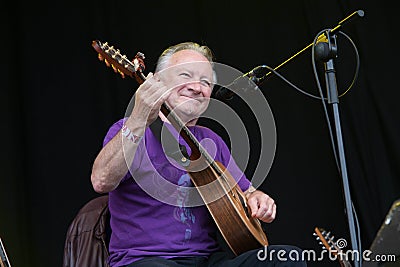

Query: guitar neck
left=160, top=103, right=200, bottom=157
left=314, top=227, right=352, bottom=267
left=159, top=103, right=225, bottom=176
left=0, top=238, right=10, bottom=267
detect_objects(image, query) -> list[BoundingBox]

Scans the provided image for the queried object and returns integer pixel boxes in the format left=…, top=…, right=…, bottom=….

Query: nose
left=188, top=80, right=202, bottom=94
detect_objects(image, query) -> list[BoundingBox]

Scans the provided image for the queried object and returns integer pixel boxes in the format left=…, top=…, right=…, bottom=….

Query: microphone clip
left=315, top=30, right=338, bottom=62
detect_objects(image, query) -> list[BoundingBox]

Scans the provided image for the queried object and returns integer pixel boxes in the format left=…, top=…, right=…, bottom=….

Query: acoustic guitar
left=314, top=227, right=352, bottom=267
left=91, top=39, right=269, bottom=255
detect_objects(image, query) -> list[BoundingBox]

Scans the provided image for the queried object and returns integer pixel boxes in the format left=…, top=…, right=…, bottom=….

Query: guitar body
left=188, top=160, right=268, bottom=255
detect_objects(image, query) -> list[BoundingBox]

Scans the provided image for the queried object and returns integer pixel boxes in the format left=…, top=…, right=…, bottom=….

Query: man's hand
left=246, top=189, right=276, bottom=223
left=129, top=72, right=170, bottom=127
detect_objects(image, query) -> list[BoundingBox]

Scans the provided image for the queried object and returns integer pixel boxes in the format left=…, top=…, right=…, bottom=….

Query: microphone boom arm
left=257, top=9, right=364, bottom=84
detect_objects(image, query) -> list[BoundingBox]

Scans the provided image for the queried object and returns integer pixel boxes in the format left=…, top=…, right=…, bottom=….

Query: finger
left=146, top=72, right=154, bottom=79
left=256, top=195, right=274, bottom=218
left=153, top=72, right=161, bottom=82
left=256, top=206, right=269, bottom=219
left=153, top=85, right=171, bottom=107
left=143, top=73, right=157, bottom=89
left=139, top=77, right=166, bottom=102
left=262, top=203, right=276, bottom=223
left=247, top=197, right=260, bottom=217
left=270, top=203, right=277, bottom=220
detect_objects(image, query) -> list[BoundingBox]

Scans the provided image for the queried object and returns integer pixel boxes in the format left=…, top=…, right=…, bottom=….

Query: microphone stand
left=250, top=10, right=364, bottom=266
left=216, top=11, right=365, bottom=265
left=316, top=32, right=361, bottom=267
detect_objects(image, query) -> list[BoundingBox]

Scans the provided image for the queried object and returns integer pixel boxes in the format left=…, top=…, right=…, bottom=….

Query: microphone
left=247, top=65, right=270, bottom=85
left=214, top=66, right=269, bottom=100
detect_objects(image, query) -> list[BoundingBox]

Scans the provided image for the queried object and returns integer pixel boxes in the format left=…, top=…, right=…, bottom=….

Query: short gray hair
left=155, top=42, right=217, bottom=84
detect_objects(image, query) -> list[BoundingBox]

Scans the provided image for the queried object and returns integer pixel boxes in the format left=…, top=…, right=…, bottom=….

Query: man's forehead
left=169, top=61, right=212, bottom=72
left=168, top=49, right=211, bottom=66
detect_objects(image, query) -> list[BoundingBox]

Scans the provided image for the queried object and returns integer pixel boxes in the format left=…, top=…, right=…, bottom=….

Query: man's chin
left=168, top=100, right=208, bottom=122
left=172, top=107, right=202, bottom=123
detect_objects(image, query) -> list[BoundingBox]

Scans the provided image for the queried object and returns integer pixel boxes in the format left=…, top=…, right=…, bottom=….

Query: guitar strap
left=149, top=117, right=190, bottom=167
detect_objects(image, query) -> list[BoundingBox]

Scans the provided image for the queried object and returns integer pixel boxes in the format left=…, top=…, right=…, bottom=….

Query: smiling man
left=155, top=49, right=214, bottom=126
left=90, top=42, right=306, bottom=267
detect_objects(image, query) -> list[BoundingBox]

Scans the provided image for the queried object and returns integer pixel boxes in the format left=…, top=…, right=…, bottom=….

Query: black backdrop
left=1, top=1, right=399, bottom=266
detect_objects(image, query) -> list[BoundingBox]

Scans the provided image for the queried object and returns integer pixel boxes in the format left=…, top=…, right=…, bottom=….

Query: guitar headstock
left=92, top=40, right=146, bottom=84
left=314, top=227, right=352, bottom=267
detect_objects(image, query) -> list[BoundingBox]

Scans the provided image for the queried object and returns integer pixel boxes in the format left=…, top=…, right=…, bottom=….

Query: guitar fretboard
left=160, top=103, right=224, bottom=178
left=0, top=238, right=11, bottom=267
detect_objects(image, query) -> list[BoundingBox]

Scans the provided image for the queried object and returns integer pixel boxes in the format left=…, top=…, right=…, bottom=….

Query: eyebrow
left=179, top=66, right=213, bottom=79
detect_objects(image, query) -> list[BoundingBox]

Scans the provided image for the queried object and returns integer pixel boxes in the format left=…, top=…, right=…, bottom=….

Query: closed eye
left=200, top=79, right=211, bottom=87
left=179, top=72, right=191, bottom=78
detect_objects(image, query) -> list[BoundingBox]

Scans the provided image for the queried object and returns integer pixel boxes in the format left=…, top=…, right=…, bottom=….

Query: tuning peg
left=111, top=64, right=118, bottom=73
left=112, top=49, right=120, bottom=59
left=326, top=231, right=331, bottom=237
left=136, top=51, right=145, bottom=59
left=101, top=42, right=108, bottom=49
left=98, top=53, right=104, bottom=61
left=119, top=54, right=128, bottom=64
left=104, top=59, right=110, bottom=67
left=315, top=237, right=320, bottom=241
left=106, top=45, right=114, bottom=53
left=118, top=69, right=125, bottom=79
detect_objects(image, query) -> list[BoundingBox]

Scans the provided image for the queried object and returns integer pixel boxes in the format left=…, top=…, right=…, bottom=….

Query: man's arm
left=91, top=118, right=145, bottom=193
left=91, top=73, right=170, bottom=193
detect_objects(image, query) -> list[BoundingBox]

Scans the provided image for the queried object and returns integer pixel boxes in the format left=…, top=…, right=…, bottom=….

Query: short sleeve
left=101, top=118, right=134, bottom=182
left=102, top=118, right=126, bottom=147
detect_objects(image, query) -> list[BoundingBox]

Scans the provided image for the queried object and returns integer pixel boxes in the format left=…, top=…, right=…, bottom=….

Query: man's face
left=159, top=50, right=214, bottom=124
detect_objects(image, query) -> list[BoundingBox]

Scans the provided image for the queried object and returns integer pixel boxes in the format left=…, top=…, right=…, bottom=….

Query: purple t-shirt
left=103, top=118, right=251, bottom=267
